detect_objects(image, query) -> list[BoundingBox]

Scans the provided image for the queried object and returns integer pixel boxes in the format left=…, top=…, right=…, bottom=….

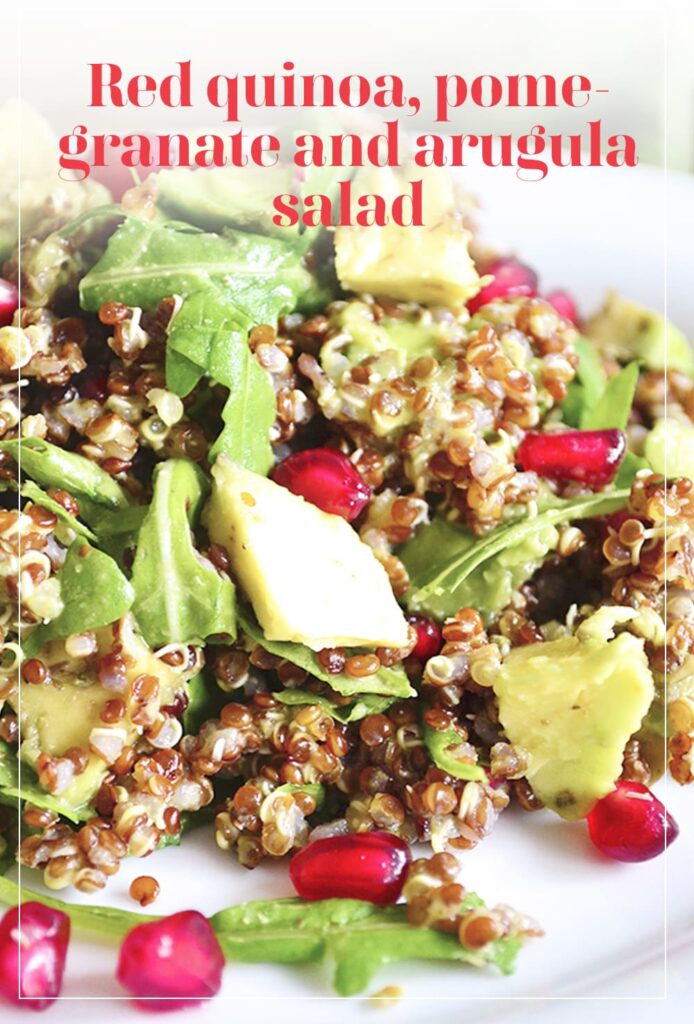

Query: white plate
left=6, top=163, right=693, bottom=1021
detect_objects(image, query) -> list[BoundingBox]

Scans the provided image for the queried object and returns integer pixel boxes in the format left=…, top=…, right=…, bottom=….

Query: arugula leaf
left=401, top=515, right=559, bottom=620
left=0, top=879, right=524, bottom=995
left=0, top=438, right=129, bottom=510
left=79, top=217, right=315, bottom=470
left=405, top=490, right=630, bottom=611
left=0, top=875, right=156, bottom=936
left=0, top=741, right=91, bottom=824
left=211, top=896, right=521, bottom=995
left=131, top=460, right=236, bottom=648
left=77, top=502, right=148, bottom=568
left=0, top=805, right=16, bottom=876
left=19, top=481, right=96, bottom=541
left=182, top=672, right=225, bottom=735
left=275, top=689, right=396, bottom=723
left=562, top=336, right=607, bottom=428
left=580, top=361, right=640, bottom=431
left=423, top=725, right=487, bottom=782
left=239, top=609, right=414, bottom=699
left=24, top=540, right=134, bottom=656
left=614, top=451, right=649, bottom=489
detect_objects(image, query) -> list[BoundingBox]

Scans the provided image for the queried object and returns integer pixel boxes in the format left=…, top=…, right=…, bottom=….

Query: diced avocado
left=14, top=678, right=113, bottom=813
left=156, top=165, right=296, bottom=236
left=644, top=418, right=694, bottom=481
left=493, top=608, right=655, bottom=819
left=401, top=515, right=558, bottom=620
left=11, top=619, right=186, bottom=814
left=585, top=292, right=692, bottom=374
left=0, top=100, right=110, bottom=261
left=330, top=299, right=451, bottom=367
left=204, top=456, right=409, bottom=651
left=335, top=165, right=485, bottom=307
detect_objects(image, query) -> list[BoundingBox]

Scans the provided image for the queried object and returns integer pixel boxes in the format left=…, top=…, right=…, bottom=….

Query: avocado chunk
left=644, top=418, right=694, bottom=481
left=156, top=165, right=296, bottom=237
left=11, top=619, right=187, bottom=814
left=585, top=291, right=692, bottom=374
left=335, top=165, right=485, bottom=307
left=204, top=456, right=409, bottom=651
left=493, top=608, right=655, bottom=819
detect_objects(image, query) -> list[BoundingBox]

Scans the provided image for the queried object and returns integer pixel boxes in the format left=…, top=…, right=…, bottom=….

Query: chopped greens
left=0, top=878, right=523, bottom=996
left=23, top=540, right=134, bottom=656
left=275, top=689, right=396, bottom=723
left=239, top=608, right=414, bottom=699
left=131, top=460, right=236, bottom=648
left=79, top=217, right=318, bottom=471
left=0, top=741, right=92, bottom=824
left=423, top=725, right=487, bottom=782
left=405, top=490, right=630, bottom=612
left=0, top=438, right=129, bottom=510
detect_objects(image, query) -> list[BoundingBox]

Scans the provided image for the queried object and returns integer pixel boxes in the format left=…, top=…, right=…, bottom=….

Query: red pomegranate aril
left=290, top=832, right=411, bottom=905
left=517, top=428, right=626, bottom=487
left=116, top=910, right=224, bottom=1011
left=587, top=781, right=679, bottom=863
left=75, top=368, right=109, bottom=402
left=0, top=279, right=19, bottom=328
left=272, top=448, right=371, bottom=522
left=0, top=902, right=70, bottom=1010
left=406, top=615, right=443, bottom=662
left=468, top=257, right=538, bottom=315
left=545, top=289, right=578, bottom=325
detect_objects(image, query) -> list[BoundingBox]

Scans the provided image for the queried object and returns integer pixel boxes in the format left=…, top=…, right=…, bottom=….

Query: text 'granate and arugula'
left=58, top=61, right=639, bottom=227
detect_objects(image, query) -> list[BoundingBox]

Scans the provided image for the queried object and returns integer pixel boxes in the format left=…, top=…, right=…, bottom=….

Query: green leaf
left=17, top=481, right=96, bottom=541
left=275, top=689, right=396, bottom=723
left=79, top=217, right=314, bottom=469
left=423, top=725, right=487, bottom=782
left=275, top=783, right=325, bottom=810
left=580, top=361, right=640, bottom=431
left=0, top=875, right=156, bottom=937
left=0, top=880, right=525, bottom=995
left=0, top=741, right=92, bottom=824
left=401, top=515, right=559, bottom=620
left=614, top=451, right=649, bottom=489
left=77, top=502, right=148, bottom=568
left=209, top=343, right=277, bottom=474
left=131, top=460, right=236, bottom=648
left=211, top=896, right=521, bottom=995
left=0, top=438, right=129, bottom=510
left=182, top=672, right=226, bottom=735
left=562, top=336, right=607, bottom=428
left=24, top=540, right=134, bottom=656
left=239, top=608, right=414, bottom=699
left=406, top=490, right=630, bottom=610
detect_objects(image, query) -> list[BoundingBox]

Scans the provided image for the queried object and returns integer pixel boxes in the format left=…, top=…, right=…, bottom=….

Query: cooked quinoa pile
left=0, top=167, right=690, bottom=900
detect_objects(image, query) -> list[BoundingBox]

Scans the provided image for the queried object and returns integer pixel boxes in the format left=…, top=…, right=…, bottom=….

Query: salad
left=0, top=133, right=691, bottom=1009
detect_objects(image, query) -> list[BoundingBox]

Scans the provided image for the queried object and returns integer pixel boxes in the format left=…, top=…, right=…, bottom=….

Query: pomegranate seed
left=468, top=258, right=538, bottom=314
left=75, top=368, right=109, bottom=402
left=0, top=279, right=18, bottom=328
left=587, top=781, right=679, bottom=862
left=272, top=448, right=371, bottom=522
left=517, top=429, right=625, bottom=487
left=289, top=832, right=411, bottom=905
left=406, top=615, right=443, bottom=661
left=116, top=910, right=224, bottom=1010
left=0, top=902, right=70, bottom=1010
left=545, top=289, right=578, bottom=325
